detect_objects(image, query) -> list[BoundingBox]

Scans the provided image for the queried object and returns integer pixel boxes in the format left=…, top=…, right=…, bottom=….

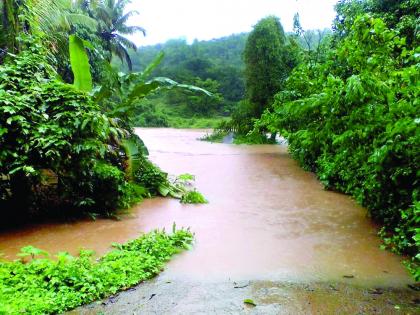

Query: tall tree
left=94, top=0, right=145, bottom=70
left=243, top=16, right=289, bottom=117
left=1, top=0, right=19, bottom=54
left=0, top=0, right=97, bottom=61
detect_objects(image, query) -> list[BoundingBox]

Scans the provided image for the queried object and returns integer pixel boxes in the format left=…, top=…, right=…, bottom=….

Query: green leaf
left=140, top=51, right=165, bottom=81
left=69, top=34, right=93, bottom=92
left=158, top=184, right=171, bottom=197
left=243, top=299, right=257, bottom=306
left=151, top=77, right=213, bottom=97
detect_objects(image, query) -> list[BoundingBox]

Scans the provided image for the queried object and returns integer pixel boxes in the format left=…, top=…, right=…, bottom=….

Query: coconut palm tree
left=0, top=0, right=97, bottom=54
left=94, top=0, right=145, bottom=71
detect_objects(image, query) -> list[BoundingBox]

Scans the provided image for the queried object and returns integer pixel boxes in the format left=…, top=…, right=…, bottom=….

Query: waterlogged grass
left=166, top=116, right=229, bottom=129
left=0, top=228, right=193, bottom=314
left=180, top=190, right=208, bottom=204
left=201, top=130, right=276, bottom=145
left=232, top=133, right=276, bottom=145
left=200, top=130, right=229, bottom=143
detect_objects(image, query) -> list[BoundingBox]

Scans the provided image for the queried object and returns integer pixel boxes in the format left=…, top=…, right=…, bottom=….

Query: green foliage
left=0, top=35, right=164, bottom=220
left=133, top=157, right=169, bottom=196
left=125, top=34, right=248, bottom=126
left=96, top=52, right=212, bottom=127
left=180, top=190, right=208, bottom=204
left=243, top=299, right=257, bottom=307
left=211, top=16, right=300, bottom=140
left=166, top=77, right=224, bottom=116
left=0, top=39, right=117, bottom=215
left=200, top=130, right=229, bottom=143
left=334, top=0, right=419, bottom=48
left=255, top=10, right=419, bottom=279
left=243, top=16, right=295, bottom=118
left=0, top=228, right=194, bottom=314
left=69, top=34, right=93, bottom=92
left=92, top=0, right=145, bottom=70
left=177, top=173, right=195, bottom=182
left=132, top=96, right=229, bottom=128
left=232, top=132, right=275, bottom=145
left=87, top=161, right=128, bottom=211
left=131, top=34, right=247, bottom=104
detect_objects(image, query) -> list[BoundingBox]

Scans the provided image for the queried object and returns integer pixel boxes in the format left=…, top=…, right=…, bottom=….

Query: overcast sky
left=127, top=0, right=339, bottom=47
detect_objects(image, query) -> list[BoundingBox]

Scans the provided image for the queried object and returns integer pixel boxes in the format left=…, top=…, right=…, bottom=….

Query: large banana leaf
left=69, top=34, right=92, bottom=92
left=96, top=50, right=213, bottom=117
left=129, top=77, right=212, bottom=102
left=107, top=77, right=213, bottom=117
left=139, top=51, right=165, bottom=81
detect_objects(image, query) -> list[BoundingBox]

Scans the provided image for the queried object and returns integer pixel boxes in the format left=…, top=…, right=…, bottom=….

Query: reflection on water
left=0, top=128, right=412, bottom=286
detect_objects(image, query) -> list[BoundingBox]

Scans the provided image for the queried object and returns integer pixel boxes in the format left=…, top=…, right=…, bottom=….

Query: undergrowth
left=180, top=190, right=208, bottom=204
left=0, top=227, right=193, bottom=314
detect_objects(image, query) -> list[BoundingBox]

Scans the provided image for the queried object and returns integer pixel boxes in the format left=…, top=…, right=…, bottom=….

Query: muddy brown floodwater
left=1, top=128, right=418, bottom=314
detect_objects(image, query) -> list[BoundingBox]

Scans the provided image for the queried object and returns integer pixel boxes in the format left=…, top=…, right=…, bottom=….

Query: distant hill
left=131, top=33, right=248, bottom=102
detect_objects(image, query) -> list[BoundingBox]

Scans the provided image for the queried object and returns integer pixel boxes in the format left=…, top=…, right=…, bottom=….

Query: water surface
left=0, top=128, right=412, bottom=287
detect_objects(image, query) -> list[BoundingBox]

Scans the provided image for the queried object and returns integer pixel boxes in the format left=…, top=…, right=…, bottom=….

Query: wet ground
left=70, top=278, right=419, bottom=315
left=0, top=128, right=418, bottom=314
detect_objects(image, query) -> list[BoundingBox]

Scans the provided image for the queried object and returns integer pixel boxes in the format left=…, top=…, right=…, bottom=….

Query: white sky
left=127, top=0, right=339, bottom=47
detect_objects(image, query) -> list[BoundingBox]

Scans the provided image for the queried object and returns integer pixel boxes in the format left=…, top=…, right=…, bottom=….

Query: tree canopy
left=244, top=16, right=289, bottom=117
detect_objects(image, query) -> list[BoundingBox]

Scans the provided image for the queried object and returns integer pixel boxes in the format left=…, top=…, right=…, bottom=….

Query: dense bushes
left=133, top=157, right=169, bottom=196
left=0, top=228, right=193, bottom=314
left=256, top=14, right=419, bottom=278
left=0, top=37, right=167, bottom=220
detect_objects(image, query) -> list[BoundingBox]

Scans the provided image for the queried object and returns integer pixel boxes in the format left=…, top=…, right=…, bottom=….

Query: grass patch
left=232, top=132, right=276, bottom=145
left=0, top=227, right=193, bottom=314
left=133, top=97, right=230, bottom=129
left=200, top=130, right=229, bottom=143
left=201, top=129, right=276, bottom=145
left=180, top=190, right=208, bottom=204
left=166, top=116, right=229, bottom=129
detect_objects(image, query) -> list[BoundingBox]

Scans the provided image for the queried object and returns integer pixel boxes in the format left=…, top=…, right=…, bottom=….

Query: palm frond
left=112, top=41, right=132, bottom=70
left=115, top=0, right=131, bottom=12
left=115, top=34, right=137, bottom=50
left=66, top=13, right=97, bottom=30
left=95, top=5, right=113, bottom=27
left=117, top=25, right=146, bottom=36
left=25, top=0, right=97, bottom=33
left=114, top=10, right=139, bottom=28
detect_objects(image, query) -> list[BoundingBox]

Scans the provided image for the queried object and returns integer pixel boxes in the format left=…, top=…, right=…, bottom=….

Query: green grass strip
left=0, top=227, right=193, bottom=314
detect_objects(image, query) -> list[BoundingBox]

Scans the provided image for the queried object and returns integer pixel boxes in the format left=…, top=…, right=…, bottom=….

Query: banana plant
left=93, top=51, right=212, bottom=119
left=69, top=34, right=93, bottom=92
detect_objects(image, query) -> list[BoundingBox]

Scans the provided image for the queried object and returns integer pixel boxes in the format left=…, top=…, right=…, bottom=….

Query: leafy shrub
left=0, top=228, right=193, bottom=314
left=233, top=132, right=276, bottom=145
left=200, top=130, right=229, bottom=143
left=90, top=162, right=129, bottom=212
left=180, top=190, right=208, bottom=204
left=133, top=157, right=169, bottom=195
left=256, top=14, right=419, bottom=278
left=0, top=36, right=150, bottom=219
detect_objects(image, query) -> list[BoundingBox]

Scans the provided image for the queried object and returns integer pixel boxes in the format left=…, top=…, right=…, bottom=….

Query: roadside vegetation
left=210, top=0, right=419, bottom=279
left=0, top=0, right=207, bottom=225
left=0, top=227, right=193, bottom=314
left=0, top=2, right=418, bottom=313
left=0, top=3, right=206, bottom=311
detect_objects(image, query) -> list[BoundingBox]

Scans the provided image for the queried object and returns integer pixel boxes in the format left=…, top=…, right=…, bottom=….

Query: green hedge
left=256, top=15, right=419, bottom=279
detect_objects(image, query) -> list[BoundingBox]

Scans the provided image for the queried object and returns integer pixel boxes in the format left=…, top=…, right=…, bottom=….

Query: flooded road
left=0, top=128, right=414, bottom=288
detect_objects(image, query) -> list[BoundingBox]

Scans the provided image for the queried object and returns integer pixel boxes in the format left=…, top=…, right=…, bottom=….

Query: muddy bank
left=70, top=276, right=419, bottom=314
